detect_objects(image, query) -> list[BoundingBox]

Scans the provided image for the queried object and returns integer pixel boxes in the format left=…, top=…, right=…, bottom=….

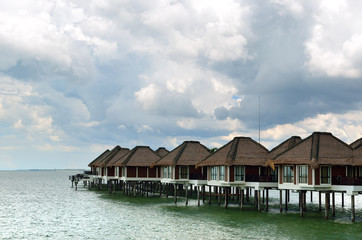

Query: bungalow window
left=219, top=166, right=225, bottom=181
left=211, top=166, right=217, bottom=180
left=235, top=166, right=245, bottom=181
left=180, top=166, right=188, bottom=179
left=283, top=166, right=294, bottom=183
left=271, top=168, right=278, bottom=182
left=320, top=166, right=331, bottom=184
left=163, top=166, right=169, bottom=178
left=346, top=166, right=356, bottom=178
left=298, top=166, right=308, bottom=184
left=168, top=166, right=172, bottom=179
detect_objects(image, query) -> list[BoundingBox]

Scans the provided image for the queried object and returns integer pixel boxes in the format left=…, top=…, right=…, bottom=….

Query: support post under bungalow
left=197, top=186, right=200, bottom=206
left=285, top=190, right=288, bottom=211
left=310, top=191, right=313, bottom=202
left=246, top=188, right=249, bottom=202
left=351, top=195, right=355, bottom=222
left=266, top=189, right=269, bottom=212
left=185, top=185, right=189, bottom=206
left=332, top=192, right=335, bottom=217
left=240, top=187, right=244, bottom=211
left=218, top=187, right=221, bottom=206
left=299, top=192, right=303, bottom=217
left=224, top=187, right=228, bottom=209
left=159, top=182, right=162, bottom=197
left=134, top=182, right=137, bottom=198
left=202, top=185, right=205, bottom=203
left=208, top=186, right=212, bottom=205
left=258, top=190, right=261, bottom=213
left=174, top=184, right=177, bottom=204
left=279, top=190, right=283, bottom=213
left=325, top=192, right=329, bottom=220
left=319, top=192, right=322, bottom=212
left=342, top=192, right=344, bottom=207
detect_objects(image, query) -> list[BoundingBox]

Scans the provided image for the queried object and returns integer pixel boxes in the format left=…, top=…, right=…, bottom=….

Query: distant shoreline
left=0, top=169, right=86, bottom=171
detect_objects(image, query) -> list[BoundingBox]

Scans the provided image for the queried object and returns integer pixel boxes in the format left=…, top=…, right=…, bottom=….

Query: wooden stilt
left=325, top=192, right=329, bottom=220
left=218, top=187, right=221, bottom=206
left=202, top=185, right=205, bottom=203
left=300, top=192, right=303, bottom=217
left=342, top=192, right=344, bottom=207
left=134, top=182, right=137, bottom=197
left=208, top=186, right=212, bottom=205
left=319, top=192, right=322, bottom=212
left=288, top=190, right=290, bottom=202
left=246, top=188, right=249, bottom=202
left=332, top=192, right=335, bottom=217
left=174, top=184, right=177, bottom=204
left=351, top=195, right=355, bottom=222
left=254, top=190, right=257, bottom=207
left=280, top=190, right=283, bottom=213
left=310, top=191, right=313, bottom=202
left=185, top=185, right=189, bottom=206
left=258, top=190, right=261, bottom=212
left=262, top=190, right=265, bottom=204
left=166, top=184, right=169, bottom=198
left=159, top=182, right=162, bottom=197
left=266, top=189, right=269, bottom=212
left=224, top=187, right=228, bottom=209
left=240, top=188, right=244, bottom=211
left=197, top=186, right=200, bottom=206
left=285, top=190, right=288, bottom=211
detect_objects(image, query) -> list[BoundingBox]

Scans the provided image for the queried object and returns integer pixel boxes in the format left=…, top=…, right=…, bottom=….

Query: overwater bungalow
left=153, top=141, right=210, bottom=204
left=88, top=149, right=110, bottom=176
left=197, top=137, right=275, bottom=210
left=88, top=146, right=122, bottom=184
left=105, top=147, right=130, bottom=179
left=114, top=146, right=162, bottom=196
left=272, top=132, right=360, bottom=220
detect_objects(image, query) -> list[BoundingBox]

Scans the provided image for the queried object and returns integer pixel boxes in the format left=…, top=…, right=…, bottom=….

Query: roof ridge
left=226, top=137, right=239, bottom=163
left=173, top=141, right=188, bottom=165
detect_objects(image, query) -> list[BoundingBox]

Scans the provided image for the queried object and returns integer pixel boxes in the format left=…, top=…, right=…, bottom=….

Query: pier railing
left=332, top=176, right=362, bottom=185
left=246, top=174, right=278, bottom=182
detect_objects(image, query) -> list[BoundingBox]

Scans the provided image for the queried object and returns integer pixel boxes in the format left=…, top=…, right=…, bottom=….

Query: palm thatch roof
left=352, top=145, right=362, bottom=166
left=93, top=146, right=123, bottom=167
left=88, top=149, right=110, bottom=167
left=268, top=136, right=302, bottom=159
left=114, top=146, right=161, bottom=167
left=273, top=132, right=353, bottom=168
left=106, top=148, right=131, bottom=167
left=197, top=137, right=269, bottom=167
left=155, top=147, right=170, bottom=157
left=153, top=141, right=210, bottom=167
left=350, top=138, right=362, bottom=149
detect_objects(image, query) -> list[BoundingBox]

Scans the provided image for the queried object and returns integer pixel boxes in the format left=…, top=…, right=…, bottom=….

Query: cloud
left=304, top=0, right=362, bottom=78
left=0, top=0, right=361, bottom=169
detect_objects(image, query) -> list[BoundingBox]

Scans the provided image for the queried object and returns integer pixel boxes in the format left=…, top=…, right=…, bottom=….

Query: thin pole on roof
left=259, top=96, right=260, bottom=144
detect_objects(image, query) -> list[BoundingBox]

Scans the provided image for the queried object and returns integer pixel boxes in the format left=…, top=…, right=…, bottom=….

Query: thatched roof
left=88, top=149, right=110, bottom=167
left=93, top=146, right=123, bottom=167
left=350, top=138, right=362, bottom=149
left=269, top=136, right=302, bottom=159
left=106, top=148, right=131, bottom=167
left=114, top=146, right=161, bottom=167
left=273, top=132, right=353, bottom=168
left=153, top=141, right=210, bottom=167
left=155, top=147, right=170, bottom=157
left=197, top=137, right=269, bottom=167
left=352, top=145, right=362, bottom=166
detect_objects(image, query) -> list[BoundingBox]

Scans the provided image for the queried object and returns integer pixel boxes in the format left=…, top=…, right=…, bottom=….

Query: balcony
left=332, top=176, right=362, bottom=185
left=246, top=174, right=278, bottom=182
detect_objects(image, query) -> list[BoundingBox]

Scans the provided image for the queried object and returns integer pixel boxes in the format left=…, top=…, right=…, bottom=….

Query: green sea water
left=0, top=171, right=361, bottom=239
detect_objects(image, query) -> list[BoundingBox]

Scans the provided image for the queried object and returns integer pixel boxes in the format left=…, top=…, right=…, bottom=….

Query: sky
left=0, top=0, right=362, bottom=170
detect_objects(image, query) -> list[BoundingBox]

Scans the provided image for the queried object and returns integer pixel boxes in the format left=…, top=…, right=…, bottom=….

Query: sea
left=0, top=170, right=362, bottom=240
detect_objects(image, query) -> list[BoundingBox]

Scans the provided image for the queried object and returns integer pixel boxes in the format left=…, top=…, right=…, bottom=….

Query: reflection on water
left=0, top=171, right=362, bottom=240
